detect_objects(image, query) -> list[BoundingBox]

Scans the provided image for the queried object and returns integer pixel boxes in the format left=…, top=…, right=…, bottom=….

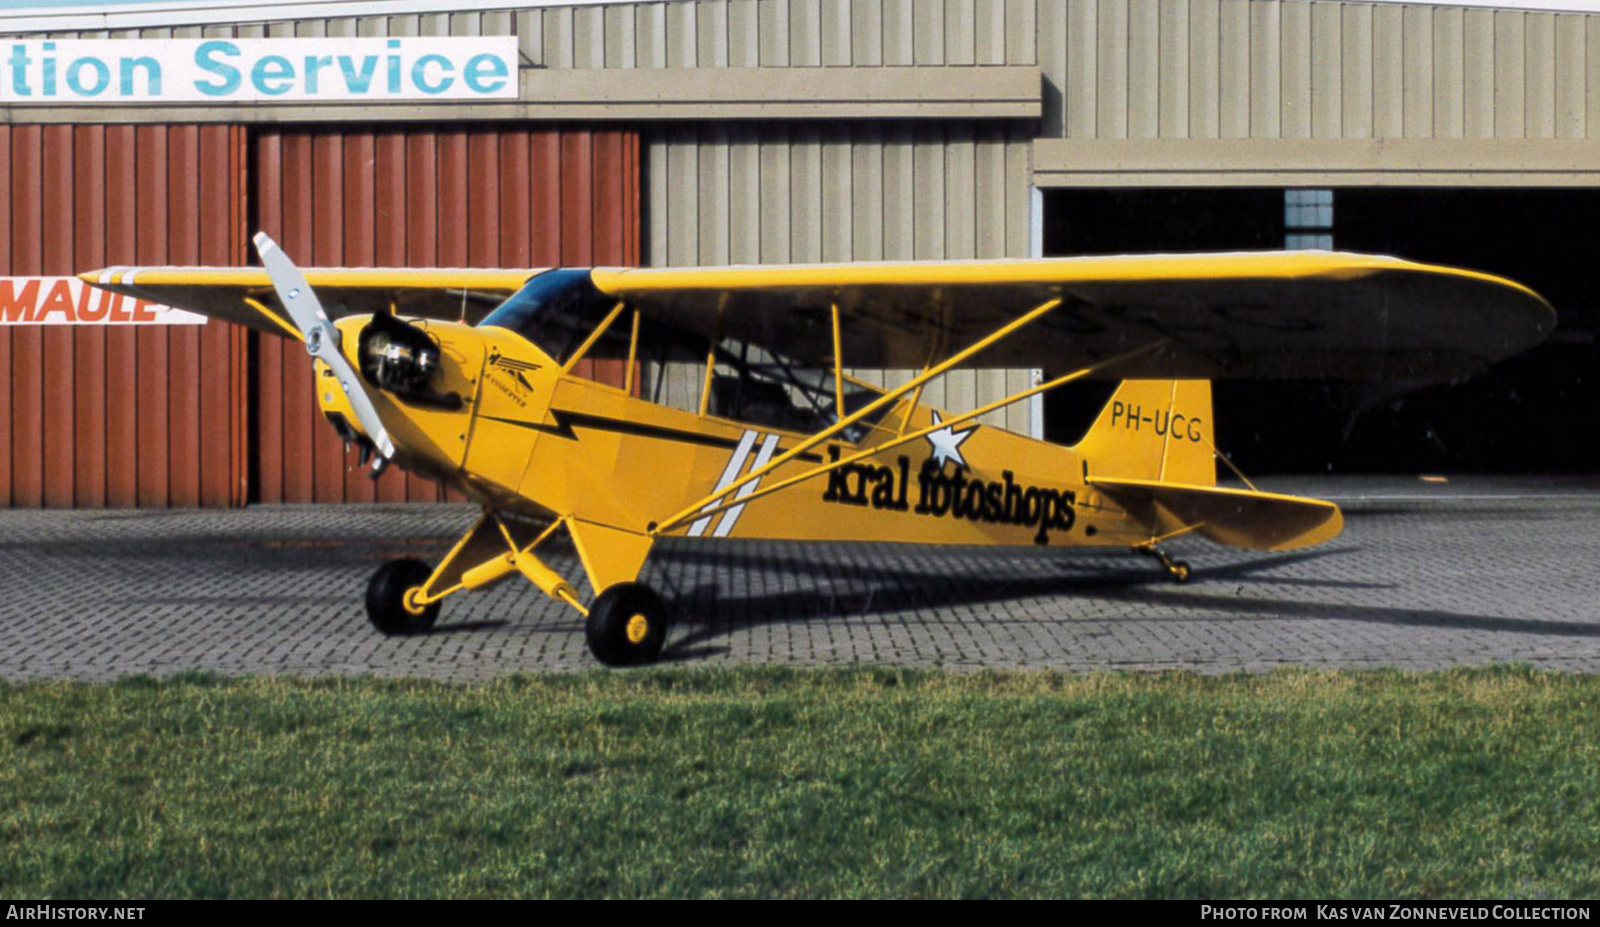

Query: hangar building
left=1, top=0, right=1594, bottom=508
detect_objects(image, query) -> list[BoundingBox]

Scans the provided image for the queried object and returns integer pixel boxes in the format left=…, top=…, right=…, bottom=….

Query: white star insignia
left=925, top=412, right=976, bottom=471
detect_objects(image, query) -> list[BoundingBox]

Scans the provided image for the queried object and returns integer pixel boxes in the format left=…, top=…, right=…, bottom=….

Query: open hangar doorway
left=1041, top=188, right=1600, bottom=475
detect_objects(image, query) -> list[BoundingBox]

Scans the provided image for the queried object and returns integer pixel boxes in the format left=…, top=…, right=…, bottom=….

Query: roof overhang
left=0, top=65, right=1043, bottom=124
left=1033, top=138, right=1600, bottom=188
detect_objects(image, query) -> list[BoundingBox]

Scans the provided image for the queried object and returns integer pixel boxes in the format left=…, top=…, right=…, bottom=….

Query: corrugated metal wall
left=505, top=0, right=1600, bottom=141
left=1030, top=0, right=1597, bottom=142
left=252, top=125, right=640, bottom=504
left=0, top=124, right=249, bottom=509
left=651, top=118, right=1038, bottom=430
left=33, top=2, right=1599, bottom=141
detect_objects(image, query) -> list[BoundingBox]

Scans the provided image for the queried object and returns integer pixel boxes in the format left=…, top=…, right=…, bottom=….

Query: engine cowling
left=357, top=312, right=459, bottom=409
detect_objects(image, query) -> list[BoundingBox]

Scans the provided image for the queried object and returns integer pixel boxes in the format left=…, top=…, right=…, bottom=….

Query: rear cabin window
left=707, top=339, right=891, bottom=444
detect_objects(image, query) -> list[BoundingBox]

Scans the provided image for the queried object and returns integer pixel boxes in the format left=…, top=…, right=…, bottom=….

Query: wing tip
left=1266, top=503, right=1345, bottom=552
left=81, top=267, right=128, bottom=286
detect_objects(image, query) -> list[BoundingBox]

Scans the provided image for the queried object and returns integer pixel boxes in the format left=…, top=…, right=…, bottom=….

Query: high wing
left=83, top=266, right=541, bottom=337
left=84, top=251, right=1554, bottom=382
left=590, top=251, right=1555, bottom=381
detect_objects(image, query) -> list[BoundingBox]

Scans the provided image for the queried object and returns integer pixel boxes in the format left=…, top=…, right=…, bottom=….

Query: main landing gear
left=366, top=559, right=441, bottom=634
left=1135, top=544, right=1193, bottom=584
left=361, top=510, right=666, bottom=667
left=585, top=583, right=669, bottom=666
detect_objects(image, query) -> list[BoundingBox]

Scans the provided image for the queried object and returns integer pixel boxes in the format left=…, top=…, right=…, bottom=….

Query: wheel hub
left=625, top=613, right=650, bottom=644
left=402, top=587, right=429, bottom=616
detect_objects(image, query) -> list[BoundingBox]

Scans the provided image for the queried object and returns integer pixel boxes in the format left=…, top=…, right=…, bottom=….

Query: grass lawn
left=1, top=666, right=1596, bottom=899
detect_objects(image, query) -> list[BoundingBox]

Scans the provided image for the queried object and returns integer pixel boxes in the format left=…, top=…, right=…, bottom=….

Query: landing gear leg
left=1135, top=544, right=1193, bottom=584
left=363, top=511, right=569, bottom=637
left=370, top=510, right=668, bottom=666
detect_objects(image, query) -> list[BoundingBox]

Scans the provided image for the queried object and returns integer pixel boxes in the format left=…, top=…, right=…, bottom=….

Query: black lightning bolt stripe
left=483, top=410, right=826, bottom=463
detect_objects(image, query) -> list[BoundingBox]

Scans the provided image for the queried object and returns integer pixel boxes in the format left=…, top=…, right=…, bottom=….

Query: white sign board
left=0, top=37, right=519, bottom=104
left=0, top=278, right=207, bottom=326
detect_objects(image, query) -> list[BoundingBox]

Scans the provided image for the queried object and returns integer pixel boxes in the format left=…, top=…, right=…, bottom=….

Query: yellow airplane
left=84, top=235, right=1554, bottom=665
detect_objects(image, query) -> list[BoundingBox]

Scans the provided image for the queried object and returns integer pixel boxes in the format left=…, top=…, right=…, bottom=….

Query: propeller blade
left=252, top=231, right=397, bottom=460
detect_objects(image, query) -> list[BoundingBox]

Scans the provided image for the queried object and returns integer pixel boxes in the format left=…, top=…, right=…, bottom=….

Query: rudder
left=1072, top=380, right=1216, bottom=486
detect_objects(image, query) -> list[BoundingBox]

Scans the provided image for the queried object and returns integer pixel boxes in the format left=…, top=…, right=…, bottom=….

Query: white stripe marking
left=714, top=433, right=779, bottom=538
left=688, top=430, right=757, bottom=538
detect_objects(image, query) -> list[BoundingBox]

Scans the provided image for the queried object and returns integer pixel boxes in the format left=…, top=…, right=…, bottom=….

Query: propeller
left=253, top=231, right=397, bottom=462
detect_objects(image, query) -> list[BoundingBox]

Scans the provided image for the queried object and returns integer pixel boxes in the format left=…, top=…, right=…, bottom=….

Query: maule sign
left=0, top=37, right=519, bottom=104
left=0, top=278, right=205, bottom=325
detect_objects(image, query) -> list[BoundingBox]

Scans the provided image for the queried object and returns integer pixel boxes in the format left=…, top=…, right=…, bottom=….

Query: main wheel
left=366, top=559, right=440, bottom=636
left=585, top=583, right=669, bottom=666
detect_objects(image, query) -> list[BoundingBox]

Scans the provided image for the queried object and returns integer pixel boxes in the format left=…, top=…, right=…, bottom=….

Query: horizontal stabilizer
left=1088, top=477, right=1344, bottom=552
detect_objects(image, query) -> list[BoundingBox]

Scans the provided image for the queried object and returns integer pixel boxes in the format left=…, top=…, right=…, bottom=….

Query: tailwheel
left=585, top=582, right=669, bottom=667
left=366, top=559, right=441, bottom=635
left=1136, top=546, right=1194, bottom=584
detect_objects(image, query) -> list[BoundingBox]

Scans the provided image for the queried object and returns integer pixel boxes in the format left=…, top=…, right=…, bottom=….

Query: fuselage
left=320, top=315, right=1171, bottom=550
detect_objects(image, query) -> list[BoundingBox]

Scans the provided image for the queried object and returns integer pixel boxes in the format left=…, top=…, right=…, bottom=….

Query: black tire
left=585, top=582, right=668, bottom=666
left=366, top=559, right=440, bottom=636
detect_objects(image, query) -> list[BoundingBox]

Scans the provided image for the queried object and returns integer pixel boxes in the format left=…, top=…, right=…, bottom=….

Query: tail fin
left=1072, top=380, right=1216, bottom=487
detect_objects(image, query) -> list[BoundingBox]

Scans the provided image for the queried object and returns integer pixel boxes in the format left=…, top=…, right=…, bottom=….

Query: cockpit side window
left=707, top=339, right=892, bottom=443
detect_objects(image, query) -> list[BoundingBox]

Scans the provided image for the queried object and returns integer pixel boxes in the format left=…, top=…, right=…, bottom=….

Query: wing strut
left=831, top=302, right=846, bottom=419
left=624, top=308, right=642, bottom=395
left=650, top=339, right=1165, bottom=538
left=242, top=296, right=306, bottom=342
left=651, top=295, right=1068, bottom=536
left=562, top=301, right=628, bottom=373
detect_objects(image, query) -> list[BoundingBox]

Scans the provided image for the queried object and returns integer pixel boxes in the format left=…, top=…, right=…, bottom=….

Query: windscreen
left=478, top=269, right=617, bottom=364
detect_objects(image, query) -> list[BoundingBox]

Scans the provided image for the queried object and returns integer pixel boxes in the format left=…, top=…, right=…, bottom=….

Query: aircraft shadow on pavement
left=414, top=620, right=510, bottom=635
left=644, top=542, right=1600, bottom=660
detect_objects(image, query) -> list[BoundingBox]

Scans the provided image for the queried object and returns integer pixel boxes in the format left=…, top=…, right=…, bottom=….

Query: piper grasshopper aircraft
left=84, top=235, right=1553, bottom=665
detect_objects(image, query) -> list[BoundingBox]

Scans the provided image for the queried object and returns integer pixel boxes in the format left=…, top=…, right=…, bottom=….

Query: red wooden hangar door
left=0, top=124, right=251, bottom=509
left=252, top=124, right=641, bottom=504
